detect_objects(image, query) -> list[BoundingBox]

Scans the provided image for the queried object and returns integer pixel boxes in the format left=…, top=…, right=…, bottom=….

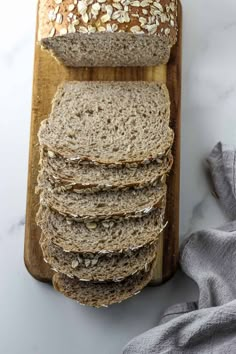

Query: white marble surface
left=0, top=0, right=236, bottom=353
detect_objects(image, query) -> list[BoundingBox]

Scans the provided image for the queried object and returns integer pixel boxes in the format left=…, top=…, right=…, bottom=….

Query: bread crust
left=38, top=81, right=174, bottom=165
left=38, top=0, right=178, bottom=42
left=53, top=261, right=155, bottom=307
left=41, top=235, right=158, bottom=281
left=36, top=204, right=166, bottom=253
left=39, top=181, right=167, bottom=221
left=38, top=148, right=173, bottom=192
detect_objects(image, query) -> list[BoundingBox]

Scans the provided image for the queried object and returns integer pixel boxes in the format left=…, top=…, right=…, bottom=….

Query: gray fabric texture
left=207, top=142, right=236, bottom=220
left=123, top=142, right=236, bottom=354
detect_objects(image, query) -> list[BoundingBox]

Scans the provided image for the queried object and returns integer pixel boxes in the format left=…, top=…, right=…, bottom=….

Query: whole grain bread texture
left=36, top=202, right=166, bottom=253
left=41, top=236, right=158, bottom=281
left=39, top=175, right=167, bottom=220
left=38, top=0, right=178, bottom=67
left=53, top=261, right=155, bottom=307
left=38, top=81, right=173, bottom=165
left=39, top=147, right=173, bottom=191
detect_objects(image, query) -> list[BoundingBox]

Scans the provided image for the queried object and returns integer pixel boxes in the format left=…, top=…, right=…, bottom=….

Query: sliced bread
left=41, top=236, right=158, bottom=281
left=36, top=203, right=166, bottom=253
left=38, top=81, right=172, bottom=165
left=39, top=148, right=173, bottom=191
left=53, top=262, right=155, bottom=308
left=38, top=0, right=178, bottom=67
left=39, top=179, right=167, bottom=220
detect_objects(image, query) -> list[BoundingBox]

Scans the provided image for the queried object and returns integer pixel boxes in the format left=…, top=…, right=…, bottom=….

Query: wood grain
left=24, top=1, right=182, bottom=284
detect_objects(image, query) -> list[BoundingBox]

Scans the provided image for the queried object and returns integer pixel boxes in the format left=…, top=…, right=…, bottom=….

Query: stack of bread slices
left=36, top=81, right=174, bottom=307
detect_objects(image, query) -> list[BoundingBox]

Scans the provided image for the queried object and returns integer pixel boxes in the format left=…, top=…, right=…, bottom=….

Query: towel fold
left=123, top=142, right=236, bottom=354
left=207, top=142, right=236, bottom=220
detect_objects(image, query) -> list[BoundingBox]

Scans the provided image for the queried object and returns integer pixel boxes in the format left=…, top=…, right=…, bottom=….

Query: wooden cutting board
left=24, top=1, right=182, bottom=285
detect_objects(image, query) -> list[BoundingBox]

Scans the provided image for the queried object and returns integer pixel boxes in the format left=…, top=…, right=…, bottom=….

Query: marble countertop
left=1, top=0, right=236, bottom=353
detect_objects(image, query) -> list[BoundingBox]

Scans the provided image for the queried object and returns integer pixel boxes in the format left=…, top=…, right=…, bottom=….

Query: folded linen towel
left=123, top=142, right=236, bottom=354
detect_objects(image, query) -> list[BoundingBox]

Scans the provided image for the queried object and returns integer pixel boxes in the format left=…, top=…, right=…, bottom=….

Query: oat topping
left=78, top=25, right=88, bottom=32
left=60, top=27, right=68, bottom=34
left=68, top=23, right=76, bottom=32
left=85, top=222, right=98, bottom=230
left=130, top=1, right=140, bottom=7
left=46, top=0, right=177, bottom=37
left=56, top=13, right=63, bottom=23
left=55, top=5, right=60, bottom=13
left=68, top=3, right=75, bottom=10
left=71, top=259, right=79, bottom=268
left=97, top=26, right=106, bottom=31
left=49, top=27, right=56, bottom=37
left=91, top=258, right=98, bottom=266
left=84, top=259, right=91, bottom=267
left=130, top=25, right=143, bottom=33
left=47, top=150, right=55, bottom=158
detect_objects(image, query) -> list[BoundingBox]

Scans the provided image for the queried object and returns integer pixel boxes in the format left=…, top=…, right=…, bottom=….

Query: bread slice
left=41, top=236, right=158, bottom=282
left=38, top=82, right=172, bottom=165
left=39, top=179, right=167, bottom=220
left=53, top=262, right=155, bottom=308
left=36, top=202, right=166, bottom=253
left=39, top=148, right=173, bottom=191
left=38, top=0, right=178, bottom=67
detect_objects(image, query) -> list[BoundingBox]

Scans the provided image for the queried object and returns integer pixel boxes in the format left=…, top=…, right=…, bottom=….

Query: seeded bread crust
left=53, top=262, right=155, bottom=307
left=39, top=177, right=167, bottom=221
left=38, top=81, right=173, bottom=165
left=39, top=0, right=177, bottom=39
left=39, top=147, right=173, bottom=192
left=38, top=0, right=178, bottom=67
left=36, top=203, right=166, bottom=253
left=40, top=127, right=174, bottom=167
left=41, top=236, right=158, bottom=281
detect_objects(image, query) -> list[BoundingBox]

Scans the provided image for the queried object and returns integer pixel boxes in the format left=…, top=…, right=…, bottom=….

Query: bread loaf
left=38, top=0, right=178, bottom=67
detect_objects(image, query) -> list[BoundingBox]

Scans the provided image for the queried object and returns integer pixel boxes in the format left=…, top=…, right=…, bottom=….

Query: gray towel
left=123, top=142, right=236, bottom=354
